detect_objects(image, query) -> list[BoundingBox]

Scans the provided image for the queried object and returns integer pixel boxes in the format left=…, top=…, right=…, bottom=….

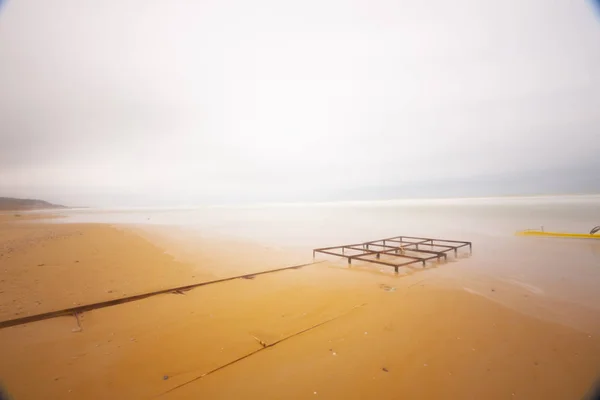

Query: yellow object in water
left=516, top=230, right=600, bottom=239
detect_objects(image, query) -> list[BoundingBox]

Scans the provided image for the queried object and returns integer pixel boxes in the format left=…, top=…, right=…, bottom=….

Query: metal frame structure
left=0, top=261, right=319, bottom=330
left=313, top=236, right=472, bottom=273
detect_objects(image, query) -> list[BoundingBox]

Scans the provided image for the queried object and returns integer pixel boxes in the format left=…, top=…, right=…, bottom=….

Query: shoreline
left=1, top=216, right=599, bottom=399
left=6, top=192, right=597, bottom=213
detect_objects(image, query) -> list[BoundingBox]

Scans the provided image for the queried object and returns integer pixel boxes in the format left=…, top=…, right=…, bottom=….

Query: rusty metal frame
left=313, top=236, right=472, bottom=273
left=0, top=261, right=320, bottom=330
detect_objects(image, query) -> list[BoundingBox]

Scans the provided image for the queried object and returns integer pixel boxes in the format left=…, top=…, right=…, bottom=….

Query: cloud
left=0, top=0, right=599, bottom=205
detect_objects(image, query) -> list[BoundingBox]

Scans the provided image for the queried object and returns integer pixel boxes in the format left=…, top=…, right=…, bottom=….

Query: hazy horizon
left=6, top=190, right=600, bottom=210
left=1, top=0, right=599, bottom=207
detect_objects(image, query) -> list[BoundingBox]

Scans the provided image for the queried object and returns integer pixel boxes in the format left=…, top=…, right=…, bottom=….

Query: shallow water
left=4, top=196, right=600, bottom=399
left=47, top=195, right=600, bottom=319
left=48, top=195, right=600, bottom=245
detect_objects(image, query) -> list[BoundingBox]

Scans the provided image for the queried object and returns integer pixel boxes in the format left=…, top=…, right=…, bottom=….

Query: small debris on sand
left=379, top=284, right=396, bottom=292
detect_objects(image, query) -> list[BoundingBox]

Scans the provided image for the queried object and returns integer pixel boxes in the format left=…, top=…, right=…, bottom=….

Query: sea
left=42, top=194, right=600, bottom=329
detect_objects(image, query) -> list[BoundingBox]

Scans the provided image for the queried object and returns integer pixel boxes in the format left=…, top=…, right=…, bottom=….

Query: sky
left=0, top=0, right=599, bottom=206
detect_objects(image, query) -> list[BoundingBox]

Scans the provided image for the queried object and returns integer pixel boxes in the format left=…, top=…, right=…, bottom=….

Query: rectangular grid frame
left=313, top=236, right=472, bottom=273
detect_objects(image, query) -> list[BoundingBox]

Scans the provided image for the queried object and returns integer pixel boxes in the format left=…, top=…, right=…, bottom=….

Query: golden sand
left=0, top=215, right=599, bottom=399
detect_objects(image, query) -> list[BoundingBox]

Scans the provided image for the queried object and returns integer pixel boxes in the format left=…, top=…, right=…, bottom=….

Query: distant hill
left=0, top=197, right=66, bottom=211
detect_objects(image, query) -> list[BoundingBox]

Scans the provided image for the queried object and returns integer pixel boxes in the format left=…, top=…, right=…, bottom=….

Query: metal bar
left=376, top=235, right=432, bottom=243
left=383, top=238, right=432, bottom=246
left=313, top=249, right=355, bottom=258
left=313, top=243, right=366, bottom=251
left=352, top=255, right=438, bottom=266
left=351, top=256, right=430, bottom=268
left=368, top=236, right=435, bottom=244
left=384, top=238, right=433, bottom=244
left=405, top=248, right=448, bottom=258
left=365, top=243, right=446, bottom=259
left=345, top=247, right=379, bottom=256
left=378, top=249, right=431, bottom=261
left=326, top=244, right=454, bottom=261
left=387, top=239, right=461, bottom=250
left=349, top=248, right=434, bottom=262
left=345, top=246, right=417, bottom=259
left=346, top=245, right=395, bottom=254
left=361, top=243, right=400, bottom=250
left=345, top=245, right=378, bottom=252
left=0, top=261, right=322, bottom=330
left=383, top=237, right=471, bottom=251
left=400, top=236, right=472, bottom=245
left=365, top=241, right=420, bottom=251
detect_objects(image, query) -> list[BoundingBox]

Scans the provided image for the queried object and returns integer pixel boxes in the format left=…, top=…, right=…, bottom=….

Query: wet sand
left=0, top=215, right=599, bottom=399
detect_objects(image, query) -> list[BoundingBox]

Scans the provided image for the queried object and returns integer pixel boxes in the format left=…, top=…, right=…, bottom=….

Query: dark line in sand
left=159, top=303, right=367, bottom=397
left=0, top=261, right=323, bottom=329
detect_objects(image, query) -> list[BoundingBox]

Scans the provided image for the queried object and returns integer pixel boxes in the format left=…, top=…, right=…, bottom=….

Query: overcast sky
left=1, top=0, right=599, bottom=206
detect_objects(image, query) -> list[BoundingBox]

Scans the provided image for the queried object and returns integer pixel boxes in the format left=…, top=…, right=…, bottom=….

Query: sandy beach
left=2, top=0, right=599, bottom=397
left=1, top=213, right=599, bottom=399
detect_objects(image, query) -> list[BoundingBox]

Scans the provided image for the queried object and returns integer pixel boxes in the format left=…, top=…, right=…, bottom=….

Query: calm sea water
left=45, top=195, right=600, bottom=320
left=47, top=195, right=600, bottom=246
